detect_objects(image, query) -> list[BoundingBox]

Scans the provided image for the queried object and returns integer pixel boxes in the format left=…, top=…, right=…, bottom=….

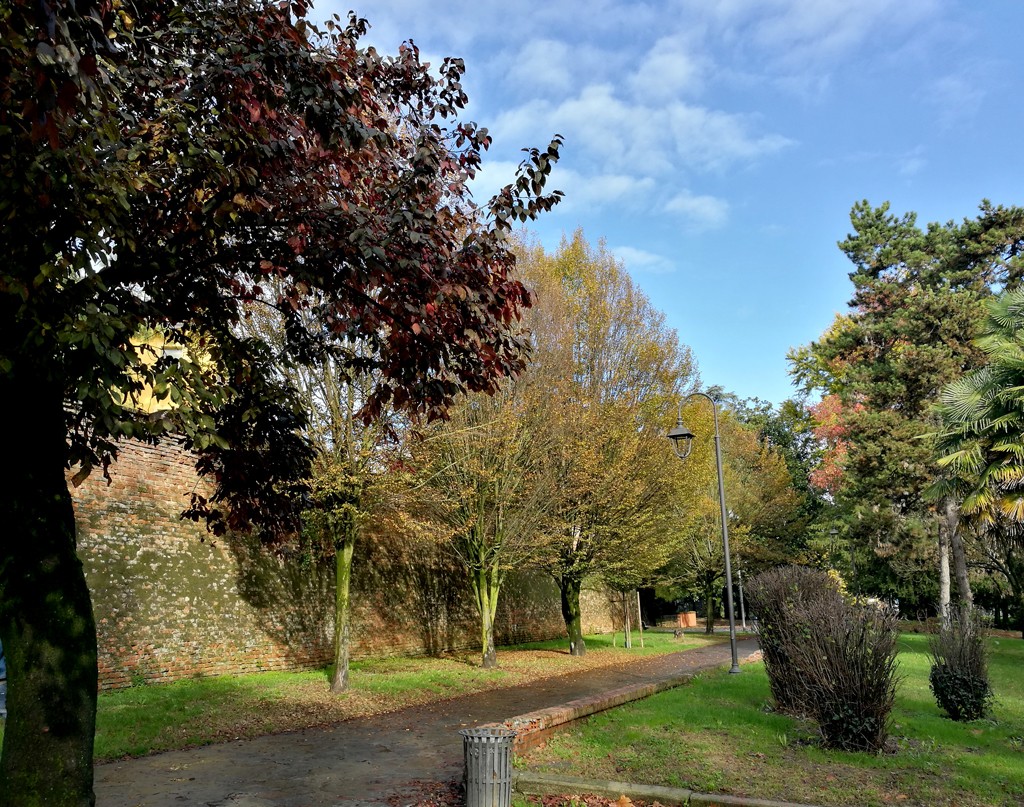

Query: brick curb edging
left=486, top=671, right=695, bottom=754
left=514, top=771, right=824, bottom=807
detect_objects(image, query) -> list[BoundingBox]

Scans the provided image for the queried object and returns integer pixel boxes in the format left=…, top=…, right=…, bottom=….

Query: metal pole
left=709, top=398, right=741, bottom=674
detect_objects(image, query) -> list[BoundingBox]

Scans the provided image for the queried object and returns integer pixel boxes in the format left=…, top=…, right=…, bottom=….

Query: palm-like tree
left=933, top=286, right=1024, bottom=523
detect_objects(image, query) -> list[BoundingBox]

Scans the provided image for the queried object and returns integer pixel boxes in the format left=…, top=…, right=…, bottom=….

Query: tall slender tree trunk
left=559, top=574, right=586, bottom=657
left=622, top=593, right=632, bottom=649
left=1007, top=565, right=1024, bottom=639
left=636, top=590, right=645, bottom=648
left=0, top=386, right=98, bottom=807
left=329, top=528, right=356, bottom=693
left=704, top=575, right=715, bottom=635
left=944, top=500, right=973, bottom=608
left=938, top=519, right=951, bottom=621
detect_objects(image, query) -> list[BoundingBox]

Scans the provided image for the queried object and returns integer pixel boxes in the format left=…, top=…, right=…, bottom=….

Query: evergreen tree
left=789, top=201, right=1024, bottom=608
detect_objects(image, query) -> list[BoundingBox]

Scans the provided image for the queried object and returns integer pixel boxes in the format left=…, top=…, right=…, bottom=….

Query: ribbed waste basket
left=459, top=726, right=516, bottom=807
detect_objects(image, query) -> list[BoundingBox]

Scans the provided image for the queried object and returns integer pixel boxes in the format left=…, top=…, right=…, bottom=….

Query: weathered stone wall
left=73, top=440, right=616, bottom=689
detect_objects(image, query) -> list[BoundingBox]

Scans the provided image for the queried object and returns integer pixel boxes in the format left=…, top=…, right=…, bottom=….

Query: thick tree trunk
left=938, top=520, right=951, bottom=621
left=329, top=533, right=355, bottom=693
left=559, top=574, right=586, bottom=657
left=477, top=573, right=497, bottom=669
left=944, top=500, right=973, bottom=608
left=479, top=610, right=497, bottom=668
left=471, top=554, right=499, bottom=669
left=0, top=389, right=98, bottom=807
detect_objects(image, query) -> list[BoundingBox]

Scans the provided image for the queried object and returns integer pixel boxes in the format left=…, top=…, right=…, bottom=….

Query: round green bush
left=929, top=663, right=993, bottom=722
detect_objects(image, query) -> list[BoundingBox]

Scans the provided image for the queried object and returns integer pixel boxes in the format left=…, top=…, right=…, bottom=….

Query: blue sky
left=319, top=0, right=1024, bottom=406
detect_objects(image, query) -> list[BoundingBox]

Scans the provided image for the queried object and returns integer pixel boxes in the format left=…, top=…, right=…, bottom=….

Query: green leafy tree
left=237, top=295, right=399, bottom=693
left=521, top=232, right=699, bottom=656
left=730, top=396, right=823, bottom=562
left=411, top=380, right=554, bottom=668
left=789, top=200, right=1024, bottom=611
left=0, top=2, right=561, bottom=803
left=722, top=411, right=805, bottom=567
left=549, top=398, right=689, bottom=650
left=660, top=399, right=802, bottom=631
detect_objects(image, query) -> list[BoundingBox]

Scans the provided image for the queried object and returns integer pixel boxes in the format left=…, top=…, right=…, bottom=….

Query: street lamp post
left=667, top=392, right=741, bottom=674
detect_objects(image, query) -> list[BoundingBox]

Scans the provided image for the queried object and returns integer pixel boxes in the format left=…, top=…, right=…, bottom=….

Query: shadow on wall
left=227, top=528, right=483, bottom=660
left=227, top=533, right=334, bottom=664
left=495, top=572, right=565, bottom=646
left=227, top=526, right=577, bottom=660
left=354, top=531, right=478, bottom=658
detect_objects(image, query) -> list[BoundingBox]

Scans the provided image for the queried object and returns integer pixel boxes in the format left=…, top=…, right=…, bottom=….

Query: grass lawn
left=517, top=634, right=1024, bottom=807
left=0, top=630, right=719, bottom=762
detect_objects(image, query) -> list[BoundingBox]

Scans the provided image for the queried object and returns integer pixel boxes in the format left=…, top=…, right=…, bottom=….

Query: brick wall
left=73, top=440, right=616, bottom=689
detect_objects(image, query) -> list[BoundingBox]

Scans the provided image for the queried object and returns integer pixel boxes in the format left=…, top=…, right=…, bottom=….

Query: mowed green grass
left=0, top=631, right=717, bottom=761
left=518, top=634, right=1024, bottom=807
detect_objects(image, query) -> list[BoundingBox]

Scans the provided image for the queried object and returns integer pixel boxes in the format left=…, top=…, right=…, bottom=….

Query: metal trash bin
left=459, top=726, right=516, bottom=807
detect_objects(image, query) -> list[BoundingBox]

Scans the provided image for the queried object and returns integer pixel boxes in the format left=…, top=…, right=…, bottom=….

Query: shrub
left=748, top=565, right=901, bottom=752
left=746, top=565, right=844, bottom=714
left=791, top=601, right=901, bottom=751
left=929, top=605, right=992, bottom=721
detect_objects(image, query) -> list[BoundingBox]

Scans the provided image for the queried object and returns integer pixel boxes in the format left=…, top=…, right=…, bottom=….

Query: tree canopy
left=789, top=200, right=1024, bottom=607
left=519, top=231, right=700, bottom=655
left=0, top=2, right=561, bottom=803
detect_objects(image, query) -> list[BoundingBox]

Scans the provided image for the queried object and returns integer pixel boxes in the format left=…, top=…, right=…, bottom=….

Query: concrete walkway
left=95, top=638, right=760, bottom=807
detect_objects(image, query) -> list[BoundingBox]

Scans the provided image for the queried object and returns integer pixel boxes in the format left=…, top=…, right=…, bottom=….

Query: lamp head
left=667, top=418, right=695, bottom=460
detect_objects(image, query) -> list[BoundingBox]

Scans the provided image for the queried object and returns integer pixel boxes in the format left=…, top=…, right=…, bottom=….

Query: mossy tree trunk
left=329, top=525, right=356, bottom=693
left=559, top=573, right=586, bottom=657
left=0, top=388, right=98, bottom=807
left=305, top=459, right=362, bottom=694
left=469, top=534, right=501, bottom=669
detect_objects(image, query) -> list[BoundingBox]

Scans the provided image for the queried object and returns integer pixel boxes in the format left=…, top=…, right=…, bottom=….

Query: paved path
left=95, top=638, right=760, bottom=807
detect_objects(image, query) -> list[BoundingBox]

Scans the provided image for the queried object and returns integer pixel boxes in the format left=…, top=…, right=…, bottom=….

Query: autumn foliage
left=1, top=1, right=562, bottom=804
left=807, top=394, right=852, bottom=495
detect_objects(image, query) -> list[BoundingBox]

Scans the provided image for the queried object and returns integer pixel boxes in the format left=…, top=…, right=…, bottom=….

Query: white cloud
left=897, top=147, right=927, bottom=177
left=548, top=169, right=657, bottom=212
left=506, top=38, right=575, bottom=95
left=346, top=0, right=661, bottom=59
left=686, top=0, right=941, bottom=69
left=629, top=35, right=706, bottom=102
left=469, top=161, right=655, bottom=215
left=467, top=160, right=524, bottom=208
left=665, top=190, right=730, bottom=230
left=665, top=104, right=793, bottom=170
left=491, top=85, right=792, bottom=176
left=611, top=245, right=677, bottom=275
left=927, top=72, right=985, bottom=129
